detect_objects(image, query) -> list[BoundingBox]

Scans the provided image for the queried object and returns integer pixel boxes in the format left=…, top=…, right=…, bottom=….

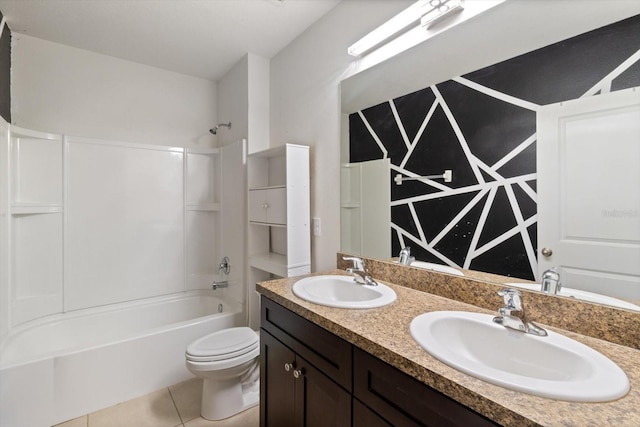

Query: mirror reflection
left=340, top=12, right=640, bottom=311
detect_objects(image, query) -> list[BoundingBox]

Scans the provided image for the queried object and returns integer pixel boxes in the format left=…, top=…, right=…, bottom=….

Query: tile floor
left=52, top=378, right=259, bottom=427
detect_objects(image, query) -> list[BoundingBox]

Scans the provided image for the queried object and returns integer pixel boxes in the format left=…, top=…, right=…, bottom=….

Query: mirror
left=339, top=3, right=640, bottom=311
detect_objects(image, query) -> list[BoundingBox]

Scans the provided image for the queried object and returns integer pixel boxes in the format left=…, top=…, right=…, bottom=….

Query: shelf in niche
left=249, top=184, right=286, bottom=191
left=186, top=203, right=220, bottom=212
left=250, top=252, right=287, bottom=277
left=11, top=204, right=64, bottom=214
left=249, top=221, right=286, bottom=228
left=186, top=147, right=220, bottom=155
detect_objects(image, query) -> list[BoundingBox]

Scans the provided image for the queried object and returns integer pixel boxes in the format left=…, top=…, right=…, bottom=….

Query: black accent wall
left=0, top=11, right=10, bottom=123
left=349, top=15, right=640, bottom=280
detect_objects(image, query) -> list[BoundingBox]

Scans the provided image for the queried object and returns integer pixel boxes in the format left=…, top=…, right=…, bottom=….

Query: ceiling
left=0, top=0, right=342, bottom=81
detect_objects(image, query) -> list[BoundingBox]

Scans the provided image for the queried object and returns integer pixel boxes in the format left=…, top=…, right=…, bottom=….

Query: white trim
left=453, top=77, right=541, bottom=111
left=357, top=111, right=388, bottom=158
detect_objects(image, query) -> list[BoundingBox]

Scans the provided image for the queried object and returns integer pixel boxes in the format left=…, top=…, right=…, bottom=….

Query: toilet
left=185, top=327, right=260, bottom=420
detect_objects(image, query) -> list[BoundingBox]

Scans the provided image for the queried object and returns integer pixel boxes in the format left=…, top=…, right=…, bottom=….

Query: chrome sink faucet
left=492, top=288, right=547, bottom=336
left=541, top=267, right=561, bottom=294
left=343, top=256, right=378, bottom=286
left=398, top=246, right=415, bottom=266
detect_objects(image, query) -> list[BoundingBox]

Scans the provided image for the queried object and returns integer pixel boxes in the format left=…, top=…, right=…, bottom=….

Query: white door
left=537, top=88, right=640, bottom=302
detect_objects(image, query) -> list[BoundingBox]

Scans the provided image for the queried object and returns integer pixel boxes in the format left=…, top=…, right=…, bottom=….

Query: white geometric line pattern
left=353, top=48, right=639, bottom=280
left=431, top=85, right=486, bottom=185
left=383, top=79, right=540, bottom=276
left=581, top=48, right=640, bottom=97
left=357, top=111, right=388, bottom=158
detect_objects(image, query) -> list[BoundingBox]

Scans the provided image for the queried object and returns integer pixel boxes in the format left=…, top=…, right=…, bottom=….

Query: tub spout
left=212, top=281, right=228, bottom=290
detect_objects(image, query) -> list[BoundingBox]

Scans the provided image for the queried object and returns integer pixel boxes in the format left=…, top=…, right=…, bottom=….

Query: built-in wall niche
left=9, top=127, right=64, bottom=325
left=186, top=148, right=221, bottom=289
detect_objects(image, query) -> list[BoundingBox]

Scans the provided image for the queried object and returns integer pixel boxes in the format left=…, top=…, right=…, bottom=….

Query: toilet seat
left=186, top=327, right=258, bottom=363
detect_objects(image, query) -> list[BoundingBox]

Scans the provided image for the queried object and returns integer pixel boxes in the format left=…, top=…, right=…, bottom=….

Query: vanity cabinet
left=353, top=348, right=500, bottom=427
left=260, top=296, right=500, bottom=427
left=260, top=297, right=352, bottom=427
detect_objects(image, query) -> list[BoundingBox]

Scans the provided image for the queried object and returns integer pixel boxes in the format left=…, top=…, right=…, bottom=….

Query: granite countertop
left=256, top=271, right=640, bottom=427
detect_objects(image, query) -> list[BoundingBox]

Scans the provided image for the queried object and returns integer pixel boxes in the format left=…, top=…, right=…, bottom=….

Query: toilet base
left=200, top=377, right=260, bottom=420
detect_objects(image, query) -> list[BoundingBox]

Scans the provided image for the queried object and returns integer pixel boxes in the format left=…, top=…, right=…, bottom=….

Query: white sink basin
left=410, top=311, right=629, bottom=402
left=292, top=275, right=396, bottom=309
left=506, top=282, right=640, bottom=312
left=398, top=260, right=464, bottom=276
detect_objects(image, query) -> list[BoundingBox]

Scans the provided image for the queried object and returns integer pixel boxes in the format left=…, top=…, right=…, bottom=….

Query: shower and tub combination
left=0, top=123, right=252, bottom=426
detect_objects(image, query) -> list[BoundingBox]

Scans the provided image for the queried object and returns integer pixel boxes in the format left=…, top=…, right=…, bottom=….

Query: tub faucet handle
left=218, top=256, right=231, bottom=275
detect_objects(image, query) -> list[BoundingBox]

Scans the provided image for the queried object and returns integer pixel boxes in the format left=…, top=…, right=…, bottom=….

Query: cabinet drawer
left=354, top=348, right=500, bottom=427
left=261, top=296, right=352, bottom=391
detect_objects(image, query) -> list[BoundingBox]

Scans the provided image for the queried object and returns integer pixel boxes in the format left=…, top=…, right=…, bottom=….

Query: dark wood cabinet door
left=353, top=349, right=500, bottom=427
left=294, top=355, right=351, bottom=427
left=353, top=399, right=393, bottom=427
left=261, top=330, right=296, bottom=427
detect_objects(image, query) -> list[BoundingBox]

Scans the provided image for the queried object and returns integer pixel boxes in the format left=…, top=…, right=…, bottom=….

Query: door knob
left=541, top=247, right=553, bottom=257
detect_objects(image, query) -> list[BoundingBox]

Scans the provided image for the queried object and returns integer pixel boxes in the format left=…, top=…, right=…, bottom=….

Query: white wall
left=0, top=118, right=8, bottom=343
left=247, top=53, right=270, bottom=154
left=11, top=34, right=217, bottom=147
left=217, top=53, right=270, bottom=154
left=269, top=1, right=412, bottom=271
left=217, top=55, right=248, bottom=148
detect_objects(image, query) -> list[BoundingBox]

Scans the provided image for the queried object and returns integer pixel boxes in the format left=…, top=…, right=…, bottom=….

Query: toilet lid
left=186, top=327, right=258, bottom=361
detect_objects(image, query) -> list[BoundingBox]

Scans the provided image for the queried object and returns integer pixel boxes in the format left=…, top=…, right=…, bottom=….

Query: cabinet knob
left=262, top=203, right=269, bottom=209
left=284, top=362, right=295, bottom=372
left=293, top=369, right=304, bottom=379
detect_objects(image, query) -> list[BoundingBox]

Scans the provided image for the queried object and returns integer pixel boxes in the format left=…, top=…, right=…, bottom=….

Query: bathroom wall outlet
left=313, top=217, right=321, bottom=236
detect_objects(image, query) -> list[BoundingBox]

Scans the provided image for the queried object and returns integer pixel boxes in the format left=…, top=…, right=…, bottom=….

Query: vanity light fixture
left=347, top=0, right=465, bottom=57
left=421, top=0, right=464, bottom=29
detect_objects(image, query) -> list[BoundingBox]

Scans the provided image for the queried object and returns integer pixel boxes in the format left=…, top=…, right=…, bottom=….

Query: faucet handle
left=541, top=267, right=561, bottom=294
left=342, top=256, right=365, bottom=271
left=498, top=288, right=523, bottom=311
left=398, top=246, right=415, bottom=265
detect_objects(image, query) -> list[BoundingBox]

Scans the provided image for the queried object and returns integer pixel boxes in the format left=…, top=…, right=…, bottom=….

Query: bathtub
left=0, top=290, right=244, bottom=427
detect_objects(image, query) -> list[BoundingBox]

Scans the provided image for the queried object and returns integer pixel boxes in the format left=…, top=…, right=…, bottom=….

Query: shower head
left=209, top=122, right=232, bottom=135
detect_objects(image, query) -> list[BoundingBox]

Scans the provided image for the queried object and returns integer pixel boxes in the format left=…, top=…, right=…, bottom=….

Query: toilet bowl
left=185, top=327, right=260, bottom=420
